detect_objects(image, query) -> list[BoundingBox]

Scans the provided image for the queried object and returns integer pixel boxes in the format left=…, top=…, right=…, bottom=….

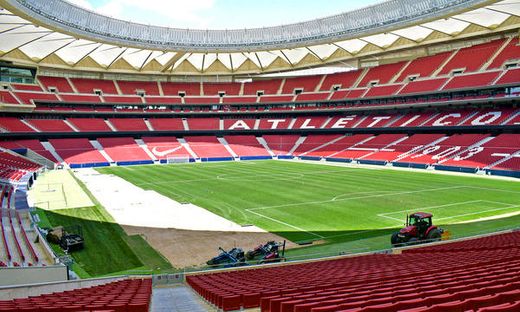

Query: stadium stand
left=69, top=78, right=119, bottom=94
left=320, top=70, right=363, bottom=91
left=109, top=118, right=150, bottom=131
left=38, top=76, right=75, bottom=93
left=49, top=138, right=108, bottom=165
left=184, top=136, right=233, bottom=158
left=358, top=61, right=407, bottom=87
left=282, top=76, right=322, bottom=94
left=442, top=71, right=501, bottom=90
left=438, top=39, right=506, bottom=75
left=25, top=119, right=74, bottom=132
left=0, top=278, right=152, bottom=311
left=161, top=81, right=201, bottom=96
left=0, top=118, right=36, bottom=133
left=263, top=135, right=301, bottom=155
left=224, top=136, right=270, bottom=157
left=141, top=136, right=190, bottom=160
left=96, top=137, right=152, bottom=163
left=489, top=38, right=520, bottom=69
left=187, top=231, right=520, bottom=311
left=243, top=79, right=283, bottom=95
left=68, top=118, right=113, bottom=132
left=203, top=82, right=241, bottom=96
left=397, top=52, right=453, bottom=81
left=187, top=118, right=220, bottom=130
left=117, top=80, right=160, bottom=96
left=148, top=118, right=185, bottom=131
left=0, top=91, right=21, bottom=105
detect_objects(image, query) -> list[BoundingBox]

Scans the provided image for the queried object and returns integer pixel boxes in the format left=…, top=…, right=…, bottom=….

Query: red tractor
left=391, top=212, right=444, bottom=247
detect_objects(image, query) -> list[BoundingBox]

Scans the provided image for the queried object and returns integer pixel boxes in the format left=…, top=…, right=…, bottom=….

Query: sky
left=67, top=0, right=383, bottom=30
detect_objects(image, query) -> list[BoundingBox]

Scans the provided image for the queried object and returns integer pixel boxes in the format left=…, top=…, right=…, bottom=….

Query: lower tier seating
left=187, top=231, right=520, bottom=312
left=1, top=133, right=519, bottom=172
left=0, top=278, right=152, bottom=312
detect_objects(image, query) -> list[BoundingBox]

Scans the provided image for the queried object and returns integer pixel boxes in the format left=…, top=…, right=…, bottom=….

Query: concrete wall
left=0, top=269, right=124, bottom=300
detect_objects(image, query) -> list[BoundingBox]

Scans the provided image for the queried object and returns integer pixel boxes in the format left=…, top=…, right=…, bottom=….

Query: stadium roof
left=0, top=0, right=518, bottom=76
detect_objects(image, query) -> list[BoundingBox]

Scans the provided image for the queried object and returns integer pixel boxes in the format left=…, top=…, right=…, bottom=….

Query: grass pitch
left=97, top=160, right=520, bottom=259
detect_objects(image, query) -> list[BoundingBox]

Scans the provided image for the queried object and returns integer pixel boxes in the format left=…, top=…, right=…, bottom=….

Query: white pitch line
left=245, top=209, right=325, bottom=239
left=247, top=186, right=466, bottom=211
left=436, top=205, right=520, bottom=221
left=377, top=200, right=483, bottom=217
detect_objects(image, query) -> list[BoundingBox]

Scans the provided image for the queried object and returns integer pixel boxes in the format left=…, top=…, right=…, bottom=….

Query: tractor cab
left=405, top=212, right=433, bottom=238
left=392, top=212, right=443, bottom=247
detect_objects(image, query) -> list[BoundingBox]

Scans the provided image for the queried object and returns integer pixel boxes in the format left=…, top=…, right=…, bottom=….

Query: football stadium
left=0, top=0, right=520, bottom=310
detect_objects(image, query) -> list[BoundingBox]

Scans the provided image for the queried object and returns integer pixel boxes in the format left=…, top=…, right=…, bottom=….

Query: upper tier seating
left=358, top=61, right=407, bottom=87
left=183, top=136, right=232, bottom=158
left=68, top=118, right=112, bottom=132
left=38, top=76, right=74, bottom=93
left=13, top=91, right=58, bottom=105
left=145, top=96, right=183, bottom=104
left=161, top=82, right=201, bottom=96
left=223, top=96, right=257, bottom=104
left=184, top=96, right=220, bottom=104
left=203, top=82, right=241, bottom=96
left=10, top=84, right=43, bottom=92
left=96, top=137, right=152, bottom=162
left=320, top=70, right=362, bottom=91
left=243, top=79, right=283, bottom=95
left=142, top=136, right=190, bottom=160
left=488, top=38, right=520, bottom=69
left=397, top=52, right=452, bottom=81
left=282, top=76, right=322, bottom=94
left=25, top=119, right=74, bottom=132
left=224, top=136, right=270, bottom=157
left=363, top=84, right=402, bottom=98
left=117, top=80, right=160, bottom=96
left=187, top=231, right=520, bottom=311
left=69, top=78, right=118, bottom=94
left=442, top=71, right=501, bottom=90
left=294, top=93, right=330, bottom=102
left=49, top=138, right=107, bottom=165
left=60, top=94, right=102, bottom=103
left=0, top=91, right=20, bottom=105
left=259, top=95, right=294, bottom=103
left=398, top=78, right=448, bottom=95
left=495, top=67, right=520, bottom=85
left=439, top=39, right=505, bottom=75
left=0, top=278, right=151, bottom=312
left=102, top=95, right=143, bottom=104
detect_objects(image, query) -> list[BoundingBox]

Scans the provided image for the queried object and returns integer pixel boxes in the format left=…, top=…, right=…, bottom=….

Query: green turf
left=96, top=160, right=520, bottom=260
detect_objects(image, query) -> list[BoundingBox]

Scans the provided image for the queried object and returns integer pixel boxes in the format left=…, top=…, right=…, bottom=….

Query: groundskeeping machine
left=391, top=212, right=446, bottom=247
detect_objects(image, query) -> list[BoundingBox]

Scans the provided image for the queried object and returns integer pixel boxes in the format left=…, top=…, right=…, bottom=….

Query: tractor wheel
left=391, top=233, right=401, bottom=247
left=427, top=229, right=442, bottom=242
